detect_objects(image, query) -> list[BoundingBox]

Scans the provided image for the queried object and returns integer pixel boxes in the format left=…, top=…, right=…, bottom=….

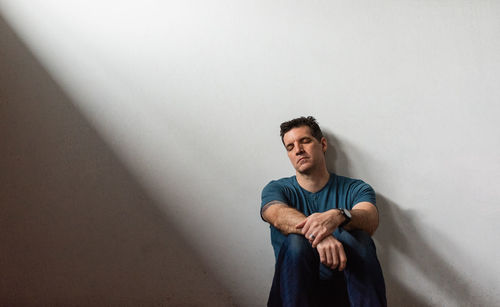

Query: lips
left=297, top=157, right=308, bottom=164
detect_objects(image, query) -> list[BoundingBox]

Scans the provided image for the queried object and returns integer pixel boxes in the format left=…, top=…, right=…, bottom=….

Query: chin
left=296, top=166, right=313, bottom=175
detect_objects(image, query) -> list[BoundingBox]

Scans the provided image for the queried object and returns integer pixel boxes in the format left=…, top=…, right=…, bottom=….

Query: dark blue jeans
left=268, top=229, right=386, bottom=307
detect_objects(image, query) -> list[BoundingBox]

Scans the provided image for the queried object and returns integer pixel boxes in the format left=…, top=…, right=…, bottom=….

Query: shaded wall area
left=0, top=16, right=234, bottom=306
left=324, top=132, right=496, bottom=307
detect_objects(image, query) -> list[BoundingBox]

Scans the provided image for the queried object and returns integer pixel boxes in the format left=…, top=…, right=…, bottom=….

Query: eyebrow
left=285, top=137, right=312, bottom=147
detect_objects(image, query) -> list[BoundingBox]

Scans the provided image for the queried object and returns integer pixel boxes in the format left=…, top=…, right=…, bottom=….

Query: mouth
left=297, top=157, right=308, bottom=164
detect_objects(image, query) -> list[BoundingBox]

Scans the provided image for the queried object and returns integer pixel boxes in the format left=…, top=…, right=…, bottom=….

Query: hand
left=316, top=235, right=347, bottom=271
left=295, top=209, right=344, bottom=248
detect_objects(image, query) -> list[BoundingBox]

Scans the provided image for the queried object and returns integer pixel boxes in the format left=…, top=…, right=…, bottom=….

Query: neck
left=296, top=167, right=330, bottom=193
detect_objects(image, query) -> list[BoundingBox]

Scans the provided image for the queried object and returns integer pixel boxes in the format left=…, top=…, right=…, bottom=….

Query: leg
left=316, top=277, right=350, bottom=307
left=335, top=228, right=387, bottom=307
left=268, top=234, right=320, bottom=307
left=268, top=234, right=350, bottom=307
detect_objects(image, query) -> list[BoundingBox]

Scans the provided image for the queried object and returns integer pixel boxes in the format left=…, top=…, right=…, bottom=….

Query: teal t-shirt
left=261, top=173, right=376, bottom=259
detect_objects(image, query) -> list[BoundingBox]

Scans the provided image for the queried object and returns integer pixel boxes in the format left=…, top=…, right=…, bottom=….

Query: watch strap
left=338, top=208, right=351, bottom=228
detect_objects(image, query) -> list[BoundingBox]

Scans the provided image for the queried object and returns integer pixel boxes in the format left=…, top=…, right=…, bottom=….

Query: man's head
left=280, top=116, right=327, bottom=175
left=280, top=116, right=323, bottom=144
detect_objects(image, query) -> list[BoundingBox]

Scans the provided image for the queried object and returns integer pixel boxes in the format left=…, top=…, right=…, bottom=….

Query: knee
left=281, top=234, right=313, bottom=259
left=338, top=229, right=377, bottom=260
left=351, top=229, right=375, bottom=246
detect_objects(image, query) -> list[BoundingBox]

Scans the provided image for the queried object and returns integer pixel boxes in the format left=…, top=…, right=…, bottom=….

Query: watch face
left=345, top=209, right=352, bottom=219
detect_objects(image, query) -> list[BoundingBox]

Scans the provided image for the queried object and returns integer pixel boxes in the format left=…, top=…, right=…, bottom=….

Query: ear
left=321, top=137, right=327, bottom=153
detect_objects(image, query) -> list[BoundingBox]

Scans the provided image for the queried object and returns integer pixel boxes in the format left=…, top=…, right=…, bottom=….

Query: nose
left=295, top=142, right=304, bottom=155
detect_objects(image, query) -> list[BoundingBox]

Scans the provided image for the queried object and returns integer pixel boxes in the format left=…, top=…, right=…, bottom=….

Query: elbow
left=367, top=227, right=376, bottom=237
left=271, top=219, right=285, bottom=232
left=367, top=220, right=379, bottom=236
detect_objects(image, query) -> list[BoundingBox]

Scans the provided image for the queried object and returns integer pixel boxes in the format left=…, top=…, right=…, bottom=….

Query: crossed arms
left=261, top=202, right=379, bottom=271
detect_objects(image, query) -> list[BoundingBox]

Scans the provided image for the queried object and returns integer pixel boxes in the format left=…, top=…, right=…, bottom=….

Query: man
left=261, top=116, right=386, bottom=307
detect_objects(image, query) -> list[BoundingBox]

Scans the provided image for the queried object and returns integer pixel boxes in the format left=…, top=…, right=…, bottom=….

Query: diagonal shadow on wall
left=0, top=16, right=235, bottom=306
left=375, top=195, right=494, bottom=307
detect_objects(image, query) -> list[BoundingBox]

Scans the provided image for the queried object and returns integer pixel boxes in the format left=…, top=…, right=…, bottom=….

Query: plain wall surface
left=1, top=1, right=499, bottom=306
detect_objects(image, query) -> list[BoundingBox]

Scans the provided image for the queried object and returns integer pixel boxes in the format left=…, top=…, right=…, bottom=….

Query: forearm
left=343, top=203, right=379, bottom=236
left=262, top=203, right=306, bottom=235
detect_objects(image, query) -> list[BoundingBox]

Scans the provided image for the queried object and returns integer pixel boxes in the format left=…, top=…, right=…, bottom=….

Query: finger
left=301, top=220, right=312, bottom=235
left=295, top=219, right=306, bottom=229
left=325, top=247, right=333, bottom=267
left=311, top=231, right=328, bottom=248
left=331, top=245, right=339, bottom=270
left=318, top=246, right=326, bottom=265
left=338, top=245, right=347, bottom=271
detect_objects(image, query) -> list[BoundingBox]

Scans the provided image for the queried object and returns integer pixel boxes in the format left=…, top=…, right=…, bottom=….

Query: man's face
left=282, top=126, right=327, bottom=175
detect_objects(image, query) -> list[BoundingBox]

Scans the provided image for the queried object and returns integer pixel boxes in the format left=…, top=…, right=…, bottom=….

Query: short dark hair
left=280, top=116, right=324, bottom=144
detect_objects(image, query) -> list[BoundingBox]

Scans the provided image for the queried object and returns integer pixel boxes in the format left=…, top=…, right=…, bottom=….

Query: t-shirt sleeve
left=349, top=180, right=377, bottom=209
left=260, top=180, right=289, bottom=220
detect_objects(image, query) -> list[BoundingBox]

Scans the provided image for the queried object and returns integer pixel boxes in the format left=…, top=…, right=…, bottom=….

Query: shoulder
left=332, top=173, right=375, bottom=196
left=263, top=175, right=296, bottom=189
left=333, top=173, right=376, bottom=204
left=261, top=175, right=297, bottom=205
left=262, top=176, right=297, bottom=196
left=334, top=174, right=372, bottom=188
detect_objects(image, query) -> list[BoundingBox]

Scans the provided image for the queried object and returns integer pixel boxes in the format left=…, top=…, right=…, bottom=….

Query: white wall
left=1, top=1, right=499, bottom=306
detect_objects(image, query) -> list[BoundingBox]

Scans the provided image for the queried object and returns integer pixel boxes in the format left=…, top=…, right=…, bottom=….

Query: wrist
left=338, top=208, right=352, bottom=228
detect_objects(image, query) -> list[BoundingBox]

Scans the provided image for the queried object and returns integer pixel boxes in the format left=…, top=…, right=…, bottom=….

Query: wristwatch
left=338, top=208, right=352, bottom=228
